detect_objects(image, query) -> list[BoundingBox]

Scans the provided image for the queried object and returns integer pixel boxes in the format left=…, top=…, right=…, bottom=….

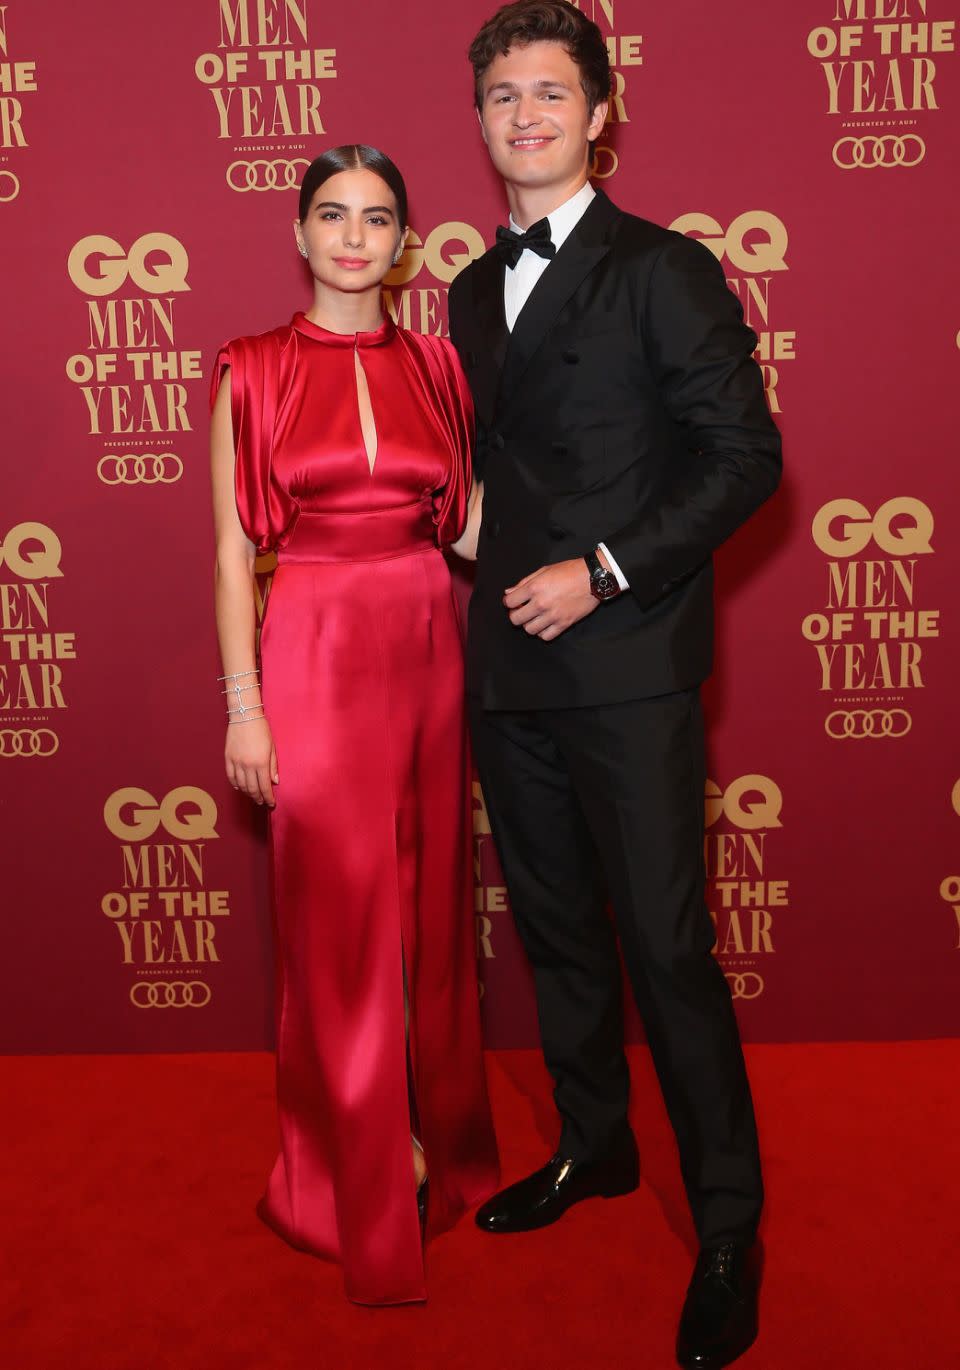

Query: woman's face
left=294, top=167, right=406, bottom=293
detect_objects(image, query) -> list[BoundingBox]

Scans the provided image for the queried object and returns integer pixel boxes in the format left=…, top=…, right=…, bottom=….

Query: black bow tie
left=494, top=218, right=556, bottom=270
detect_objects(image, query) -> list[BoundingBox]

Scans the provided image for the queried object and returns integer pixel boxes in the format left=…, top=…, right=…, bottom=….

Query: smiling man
left=446, top=3, right=782, bottom=1367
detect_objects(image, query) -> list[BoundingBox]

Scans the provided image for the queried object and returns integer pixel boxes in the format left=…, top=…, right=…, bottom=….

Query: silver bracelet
left=227, top=711, right=266, bottom=726
left=218, top=668, right=260, bottom=682
left=227, top=698, right=263, bottom=716
left=224, top=671, right=263, bottom=717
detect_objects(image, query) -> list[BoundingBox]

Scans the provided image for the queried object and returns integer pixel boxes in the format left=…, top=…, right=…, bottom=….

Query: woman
left=210, top=145, right=498, bottom=1306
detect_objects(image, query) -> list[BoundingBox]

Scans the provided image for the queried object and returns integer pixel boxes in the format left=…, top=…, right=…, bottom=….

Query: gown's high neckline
left=293, top=312, right=396, bottom=348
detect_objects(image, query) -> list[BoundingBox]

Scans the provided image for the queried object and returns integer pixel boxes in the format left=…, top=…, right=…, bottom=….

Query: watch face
left=593, top=569, right=619, bottom=601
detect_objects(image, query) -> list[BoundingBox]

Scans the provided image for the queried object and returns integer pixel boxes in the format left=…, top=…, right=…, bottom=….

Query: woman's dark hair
left=468, top=0, right=611, bottom=115
left=298, top=144, right=408, bottom=230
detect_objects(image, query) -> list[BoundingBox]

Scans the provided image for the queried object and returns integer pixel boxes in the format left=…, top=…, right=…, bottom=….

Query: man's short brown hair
left=469, top=0, right=611, bottom=114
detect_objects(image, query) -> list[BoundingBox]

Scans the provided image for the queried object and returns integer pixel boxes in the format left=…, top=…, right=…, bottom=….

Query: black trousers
left=470, top=688, right=763, bottom=1247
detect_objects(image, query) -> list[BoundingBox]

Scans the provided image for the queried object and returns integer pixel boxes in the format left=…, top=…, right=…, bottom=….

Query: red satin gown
left=212, top=313, right=498, bottom=1304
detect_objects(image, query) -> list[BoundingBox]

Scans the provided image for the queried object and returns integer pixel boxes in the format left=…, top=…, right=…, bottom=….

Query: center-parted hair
left=298, top=145, right=408, bottom=231
left=468, top=0, right=611, bottom=114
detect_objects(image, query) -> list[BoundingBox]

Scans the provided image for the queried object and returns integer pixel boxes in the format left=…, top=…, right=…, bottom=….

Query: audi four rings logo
left=130, top=981, right=212, bottom=1009
left=0, top=170, right=20, bottom=202
left=832, top=135, right=925, bottom=169
left=97, top=454, right=183, bottom=485
left=226, top=159, right=308, bottom=193
left=824, top=709, right=912, bottom=739
left=0, top=728, right=59, bottom=758
left=725, top=972, right=764, bottom=1000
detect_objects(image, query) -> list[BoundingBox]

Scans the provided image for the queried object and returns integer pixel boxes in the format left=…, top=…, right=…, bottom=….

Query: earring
left=298, top=245, right=308, bottom=258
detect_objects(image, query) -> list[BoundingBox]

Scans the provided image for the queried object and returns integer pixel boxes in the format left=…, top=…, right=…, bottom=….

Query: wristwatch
left=585, top=548, right=621, bottom=602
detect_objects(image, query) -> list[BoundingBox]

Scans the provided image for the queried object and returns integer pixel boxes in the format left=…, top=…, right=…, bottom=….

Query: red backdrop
left=2, top=0, right=958, bottom=1053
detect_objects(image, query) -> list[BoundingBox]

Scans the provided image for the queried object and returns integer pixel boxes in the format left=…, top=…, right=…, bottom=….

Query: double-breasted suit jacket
left=447, top=189, right=782, bottom=710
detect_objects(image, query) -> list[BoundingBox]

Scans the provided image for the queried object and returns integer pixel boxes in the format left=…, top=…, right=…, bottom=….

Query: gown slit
left=212, top=311, right=498, bottom=1306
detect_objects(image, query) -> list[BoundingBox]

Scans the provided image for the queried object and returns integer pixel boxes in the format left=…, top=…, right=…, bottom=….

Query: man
left=447, top=3, right=781, bottom=1366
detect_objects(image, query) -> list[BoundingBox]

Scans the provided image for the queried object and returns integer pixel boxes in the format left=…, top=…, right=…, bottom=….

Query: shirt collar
left=509, top=181, right=596, bottom=253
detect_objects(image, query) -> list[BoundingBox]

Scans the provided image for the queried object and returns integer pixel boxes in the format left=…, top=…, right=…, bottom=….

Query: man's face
left=477, top=40, right=607, bottom=193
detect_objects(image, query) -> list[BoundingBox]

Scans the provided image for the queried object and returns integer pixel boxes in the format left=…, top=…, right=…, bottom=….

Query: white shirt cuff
left=597, top=543, right=630, bottom=592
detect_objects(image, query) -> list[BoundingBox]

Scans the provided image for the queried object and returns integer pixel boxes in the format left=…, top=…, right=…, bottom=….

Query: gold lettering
left=218, top=0, right=307, bottom=49
left=704, top=833, right=766, bottom=878
left=912, top=55, right=938, bottom=107
left=826, top=559, right=916, bottom=608
left=728, top=275, right=772, bottom=327
left=121, top=845, right=151, bottom=890
left=823, top=61, right=847, bottom=113
left=210, top=84, right=238, bottom=136
left=0, top=661, right=65, bottom=709
left=476, top=915, right=495, bottom=959
left=169, top=922, right=192, bottom=961
left=196, top=922, right=219, bottom=960
left=711, top=908, right=775, bottom=955
left=86, top=298, right=176, bottom=351
left=606, top=69, right=628, bottom=124
left=297, top=81, right=323, bottom=133
left=815, top=641, right=924, bottom=690
left=115, top=921, right=137, bottom=963
left=761, top=365, right=780, bottom=412
left=832, top=1, right=927, bottom=19
left=0, top=582, right=49, bottom=630
left=219, top=0, right=250, bottom=46
left=0, top=93, right=25, bottom=146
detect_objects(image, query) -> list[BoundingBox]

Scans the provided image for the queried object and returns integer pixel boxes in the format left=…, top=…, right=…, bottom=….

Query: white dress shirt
left=502, top=182, right=629, bottom=591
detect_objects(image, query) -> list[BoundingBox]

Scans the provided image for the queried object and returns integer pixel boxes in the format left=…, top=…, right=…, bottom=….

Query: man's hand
left=503, top=558, right=599, bottom=641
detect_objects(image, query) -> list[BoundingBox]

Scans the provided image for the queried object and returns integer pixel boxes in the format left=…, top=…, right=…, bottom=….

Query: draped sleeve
left=209, top=327, right=298, bottom=555
left=396, top=332, right=474, bottom=549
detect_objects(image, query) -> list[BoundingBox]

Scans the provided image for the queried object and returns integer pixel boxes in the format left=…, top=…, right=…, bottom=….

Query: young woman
left=210, top=145, right=498, bottom=1306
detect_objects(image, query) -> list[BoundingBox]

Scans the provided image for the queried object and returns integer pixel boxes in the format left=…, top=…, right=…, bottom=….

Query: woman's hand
left=225, top=717, right=279, bottom=806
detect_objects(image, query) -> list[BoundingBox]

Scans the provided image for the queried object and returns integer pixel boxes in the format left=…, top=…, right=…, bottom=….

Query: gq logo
left=385, top=222, right=486, bottom=286
left=103, top=787, right=218, bottom=842
left=669, top=212, right=788, bottom=274
left=0, top=523, right=63, bottom=580
left=67, top=234, right=190, bottom=297
left=705, top=776, right=783, bottom=831
left=811, top=498, right=934, bottom=558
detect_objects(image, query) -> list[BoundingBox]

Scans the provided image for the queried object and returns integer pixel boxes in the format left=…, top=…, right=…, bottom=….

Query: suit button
left=561, top=349, right=579, bottom=364
left=489, top=431, right=505, bottom=451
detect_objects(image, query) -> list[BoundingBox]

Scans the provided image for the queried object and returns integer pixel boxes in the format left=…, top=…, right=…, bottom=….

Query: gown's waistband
left=278, top=498, right=438, bottom=565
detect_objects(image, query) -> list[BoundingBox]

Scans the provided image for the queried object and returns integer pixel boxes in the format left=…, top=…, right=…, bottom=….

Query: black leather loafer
left=676, top=1241, right=759, bottom=1369
left=475, top=1132, right=639, bottom=1233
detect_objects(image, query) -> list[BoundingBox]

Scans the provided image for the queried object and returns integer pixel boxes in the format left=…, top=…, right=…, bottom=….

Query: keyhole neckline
left=292, top=312, right=396, bottom=349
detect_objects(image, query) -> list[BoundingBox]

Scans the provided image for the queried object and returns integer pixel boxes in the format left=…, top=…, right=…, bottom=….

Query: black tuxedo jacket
left=447, top=189, right=782, bottom=710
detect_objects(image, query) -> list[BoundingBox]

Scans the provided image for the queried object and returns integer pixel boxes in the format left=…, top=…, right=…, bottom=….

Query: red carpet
left=2, top=1043, right=956, bottom=1369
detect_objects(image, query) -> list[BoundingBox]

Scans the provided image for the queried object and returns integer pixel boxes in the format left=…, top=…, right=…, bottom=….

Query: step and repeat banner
left=2, top=1, right=958, bottom=1052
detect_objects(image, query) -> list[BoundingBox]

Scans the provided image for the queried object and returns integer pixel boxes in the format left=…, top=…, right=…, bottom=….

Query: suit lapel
left=498, top=190, right=619, bottom=412
left=468, top=249, right=508, bottom=427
